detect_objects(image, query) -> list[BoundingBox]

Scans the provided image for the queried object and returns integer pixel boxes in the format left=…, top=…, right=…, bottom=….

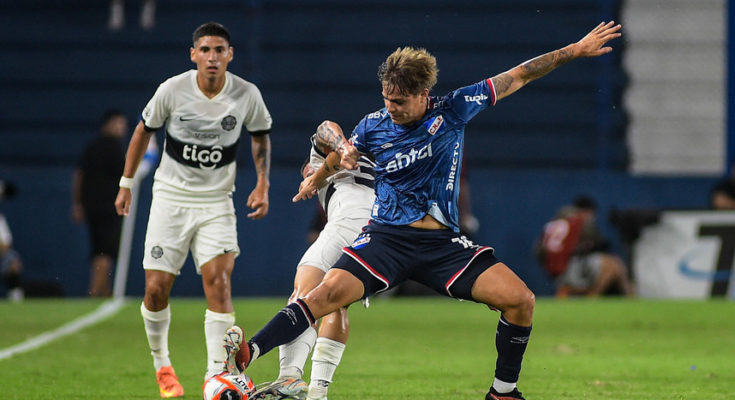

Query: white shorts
left=143, top=197, right=239, bottom=275
left=558, top=253, right=603, bottom=289
left=298, top=184, right=373, bottom=272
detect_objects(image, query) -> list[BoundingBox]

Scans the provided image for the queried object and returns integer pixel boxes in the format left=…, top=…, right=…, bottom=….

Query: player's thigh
left=291, top=265, right=326, bottom=301
left=190, top=207, right=238, bottom=274
left=298, top=217, right=365, bottom=273
left=142, top=199, right=192, bottom=275
left=303, top=268, right=364, bottom=320
left=470, top=262, right=534, bottom=312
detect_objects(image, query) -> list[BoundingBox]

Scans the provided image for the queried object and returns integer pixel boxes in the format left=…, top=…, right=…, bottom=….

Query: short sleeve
left=441, top=79, right=496, bottom=124
left=350, top=118, right=369, bottom=155
left=243, top=85, right=273, bottom=135
left=141, top=83, right=171, bottom=131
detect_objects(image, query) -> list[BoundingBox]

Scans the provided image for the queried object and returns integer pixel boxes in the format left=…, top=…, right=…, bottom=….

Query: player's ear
left=228, top=46, right=234, bottom=62
left=190, top=46, right=196, bottom=63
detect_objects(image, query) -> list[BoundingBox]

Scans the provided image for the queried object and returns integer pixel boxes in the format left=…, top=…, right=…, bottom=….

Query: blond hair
left=378, top=47, right=438, bottom=96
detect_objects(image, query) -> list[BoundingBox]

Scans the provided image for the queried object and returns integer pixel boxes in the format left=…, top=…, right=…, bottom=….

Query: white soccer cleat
left=250, top=377, right=308, bottom=400
left=223, top=325, right=246, bottom=375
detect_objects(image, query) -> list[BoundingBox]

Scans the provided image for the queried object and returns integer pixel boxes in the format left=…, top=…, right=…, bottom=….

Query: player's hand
left=115, top=188, right=132, bottom=216
left=574, top=21, right=622, bottom=58
left=292, top=174, right=320, bottom=203
left=337, top=143, right=359, bottom=170
left=247, top=183, right=269, bottom=219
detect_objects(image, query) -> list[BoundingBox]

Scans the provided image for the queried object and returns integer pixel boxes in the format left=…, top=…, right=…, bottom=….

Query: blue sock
left=494, top=315, right=532, bottom=383
left=250, top=299, right=315, bottom=358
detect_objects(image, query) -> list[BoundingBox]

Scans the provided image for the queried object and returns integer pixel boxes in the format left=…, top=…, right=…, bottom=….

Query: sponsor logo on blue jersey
left=464, top=94, right=488, bottom=105
left=425, top=115, right=445, bottom=135
left=445, top=142, right=461, bottom=190
left=352, top=234, right=371, bottom=249
left=385, top=143, right=433, bottom=173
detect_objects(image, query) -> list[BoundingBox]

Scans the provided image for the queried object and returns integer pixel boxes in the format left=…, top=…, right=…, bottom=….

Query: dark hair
left=573, top=195, right=597, bottom=211
left=192, top=22, right=231, bottom=46
left=100, top=109, right=125, bottom=127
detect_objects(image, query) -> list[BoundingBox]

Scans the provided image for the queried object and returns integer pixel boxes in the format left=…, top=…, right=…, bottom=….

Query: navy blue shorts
left=332, top=222, right=500, bottom=300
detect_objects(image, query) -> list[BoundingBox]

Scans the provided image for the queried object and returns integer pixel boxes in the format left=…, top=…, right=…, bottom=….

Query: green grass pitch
left=0, top=297, right=733, bottom=399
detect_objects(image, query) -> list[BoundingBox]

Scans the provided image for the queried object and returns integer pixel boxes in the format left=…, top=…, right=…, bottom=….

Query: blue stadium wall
left=0, top=0, right=722, bottom=297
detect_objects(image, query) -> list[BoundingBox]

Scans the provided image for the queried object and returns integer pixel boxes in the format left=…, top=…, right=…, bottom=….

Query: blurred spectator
left=71, top=110, right=128, bottom=297
left=108, top=0, right=156, bottom=31
left=0, top=180, right=24, bottom=302
left=710, top=162, right=735, bottom=209
left=535, top=195, right=634, bottom=298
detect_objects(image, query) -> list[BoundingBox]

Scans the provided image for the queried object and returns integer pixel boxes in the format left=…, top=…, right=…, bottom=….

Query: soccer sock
left=204, top=309, right=236, bottom=377
left=250, top=299, right=316, bottom=361
left=278, top=325, right=317, bottom=379
left=140, top=302, right=172, bottom=371
left=493, top=315, right=532, bottom=392
left=308, top=337, right=346, bottom=398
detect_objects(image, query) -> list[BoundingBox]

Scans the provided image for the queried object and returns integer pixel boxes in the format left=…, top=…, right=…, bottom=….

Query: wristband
left=119, top=176, right=134, bottom=189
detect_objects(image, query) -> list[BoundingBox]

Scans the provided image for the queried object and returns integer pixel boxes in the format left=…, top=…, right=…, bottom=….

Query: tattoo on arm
left=519, top=48, right=574, bottom=81
left=491, top=73, right=514, bottom=97
left=314, top=121, right=345, bottom=153
left=253, top=136, right=271, bottom=179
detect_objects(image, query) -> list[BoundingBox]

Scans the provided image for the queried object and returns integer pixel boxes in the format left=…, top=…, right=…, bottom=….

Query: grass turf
left=0, top=297, right=733, bottom=399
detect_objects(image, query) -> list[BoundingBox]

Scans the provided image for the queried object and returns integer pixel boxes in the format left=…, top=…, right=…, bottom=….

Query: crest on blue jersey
left=424, top=115, right=445, bottom=135
left=352, top=233, right=371, bottom=249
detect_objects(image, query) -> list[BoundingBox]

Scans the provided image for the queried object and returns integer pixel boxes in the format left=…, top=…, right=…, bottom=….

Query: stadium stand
left=0, top=0, right=718, bottom=297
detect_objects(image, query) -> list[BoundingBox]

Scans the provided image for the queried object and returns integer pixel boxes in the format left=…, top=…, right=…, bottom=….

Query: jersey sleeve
left=349, top=117, right=369, bottom=155
left=141, top=82, right=172, bottom=131
left=242, top=85, right=273, bottom=136
left=442, top=79, right=496, bottom=124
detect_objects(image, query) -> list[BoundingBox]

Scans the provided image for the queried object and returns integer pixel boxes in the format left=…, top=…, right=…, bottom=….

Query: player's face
left=190, top=35, right=233, bottom=80
left=382, top=86, right=429, bottom=126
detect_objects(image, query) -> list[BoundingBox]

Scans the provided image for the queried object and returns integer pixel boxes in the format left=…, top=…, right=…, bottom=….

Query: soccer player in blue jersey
left=224, top=21, right=622, bottom=400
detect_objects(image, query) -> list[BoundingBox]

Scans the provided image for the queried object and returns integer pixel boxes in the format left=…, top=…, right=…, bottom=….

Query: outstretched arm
left=491, top=21, right=622, bottom=102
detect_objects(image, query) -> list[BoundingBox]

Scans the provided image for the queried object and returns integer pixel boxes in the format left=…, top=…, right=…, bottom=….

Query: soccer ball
left=202, top=372, right=255, bottom=400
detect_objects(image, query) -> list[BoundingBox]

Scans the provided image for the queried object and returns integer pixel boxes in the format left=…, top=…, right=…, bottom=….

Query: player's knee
left=509, top=288, right=535, bottom=323
left=305, top=281, right=344, bottom=313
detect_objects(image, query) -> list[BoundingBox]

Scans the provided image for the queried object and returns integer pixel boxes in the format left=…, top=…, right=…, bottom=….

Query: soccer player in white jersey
left=250, top=121, right=375, bottom=400
left=114, top=22, right=272, bottom=398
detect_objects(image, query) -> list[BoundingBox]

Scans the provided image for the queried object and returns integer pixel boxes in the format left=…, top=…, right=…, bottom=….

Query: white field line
left=0, top=298, right=126, bottom=360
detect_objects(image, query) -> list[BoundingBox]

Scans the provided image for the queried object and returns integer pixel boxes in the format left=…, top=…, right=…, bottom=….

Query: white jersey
left=141, top=70, right=272, bottom=206
left=309, top=137, right=375, bottom=218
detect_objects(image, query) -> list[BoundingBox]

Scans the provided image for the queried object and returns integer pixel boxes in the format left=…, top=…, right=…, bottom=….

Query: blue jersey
left=350, top=78, right=496, bottom=232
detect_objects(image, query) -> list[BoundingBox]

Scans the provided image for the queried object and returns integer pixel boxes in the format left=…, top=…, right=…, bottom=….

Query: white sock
left=140, top=302, right=171, bottom=371
left=492, top=378, right=517, bottom=393
left=308, top=337, right=345, bottom=398
left=278, top=326, right=317, bottom=380
left=204, top=309, right=236, bottom=377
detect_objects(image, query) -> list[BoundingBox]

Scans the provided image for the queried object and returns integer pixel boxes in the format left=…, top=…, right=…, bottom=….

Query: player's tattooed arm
left=314, top=120, right=359, bottom=170
left=252, top=135, right=271, bottom=183
left=490, top=21, right=621, bottom=102
left=247, top=134, right=271, bottom=219
left=314, top=120, right=347, bottom=154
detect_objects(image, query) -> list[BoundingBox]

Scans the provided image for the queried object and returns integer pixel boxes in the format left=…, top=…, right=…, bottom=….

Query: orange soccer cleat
left=156, top=366, right=185, bottom=398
